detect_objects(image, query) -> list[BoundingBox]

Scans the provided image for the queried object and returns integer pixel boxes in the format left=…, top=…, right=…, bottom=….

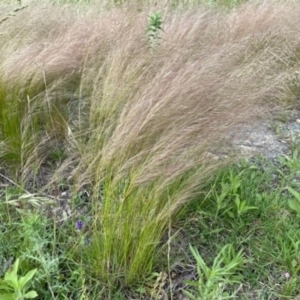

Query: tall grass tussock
left=2, top=0, right=300, bottom=291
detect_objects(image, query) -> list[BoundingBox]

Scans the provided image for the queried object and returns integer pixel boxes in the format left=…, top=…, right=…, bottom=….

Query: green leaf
left=240, top=200, right=246, bottom=210
left=19, top=269, right=37, bottom=289
left=0, top=279, right=12, bottom=292
left=182, top=290, right=197, bottom=300
left=227, top=211, right=235, bottom=219
left=287, top=187, right=300, bottom=201
left=0, top=294, right=14, bottom=300
left=244, top=206, right=258, bottom=211
left=239, top=204, right=257, bottom=215
left=3, top=274, right=19, bottom=291
left=4, top=259, right=19, bottom=290
left=0, top=285, right=13, bottom=292
left=23, top=290, right=38, bottom=299
left=288, top=199, right=300, bottom=214
left=189, top=245, right=210, bottom=278
left=11, top=259, right=19, bottom=277
left=183, top=280, right=198, bottom=287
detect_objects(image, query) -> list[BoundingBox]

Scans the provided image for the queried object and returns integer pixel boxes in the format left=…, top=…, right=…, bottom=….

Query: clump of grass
left=68, top=1, right=300, bottom=288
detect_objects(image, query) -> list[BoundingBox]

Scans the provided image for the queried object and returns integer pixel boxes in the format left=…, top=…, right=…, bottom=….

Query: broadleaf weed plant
left=287, top=186, right=300, bottom=216
left=183, top=244, right=244, bottom=300
left=212, top=167, right=258, bottom=220
left=147, top=12, right=164, bottom=50
left=0, top=258, right=38, bottom=300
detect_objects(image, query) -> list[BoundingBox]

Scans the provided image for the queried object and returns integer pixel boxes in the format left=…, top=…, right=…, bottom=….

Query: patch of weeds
left=179, top=155, right=300, bottom=298
left=184, top=244, right=245, bottom=299
left=0, top=258, right=38, bottom=300
left=287, top=186, right=300, bottom=216
left=0, top=190, right=93, bottom=299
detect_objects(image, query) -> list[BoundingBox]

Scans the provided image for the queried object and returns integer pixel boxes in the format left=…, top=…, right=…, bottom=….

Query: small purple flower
left=76, top=220, right=83, bottom=230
